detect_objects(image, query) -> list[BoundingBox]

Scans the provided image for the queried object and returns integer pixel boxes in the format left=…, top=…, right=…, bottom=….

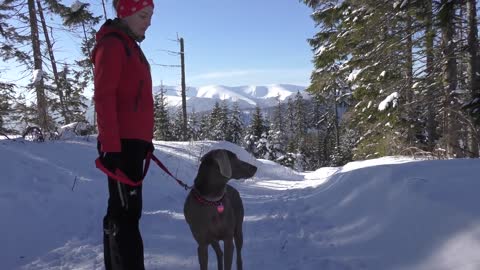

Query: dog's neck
left=194, top=177, right=226, bottom=197
left=193, top=160, right=229, bottom=198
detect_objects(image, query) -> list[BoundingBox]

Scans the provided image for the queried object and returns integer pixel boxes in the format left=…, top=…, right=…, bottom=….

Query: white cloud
left=188, top=68, right=311, bottom=86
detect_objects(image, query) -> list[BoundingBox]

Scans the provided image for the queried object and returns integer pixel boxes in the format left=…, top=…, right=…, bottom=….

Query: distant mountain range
left=85, top=84, right=309, bottom=122
left=155, top=84, right=309, bottom=112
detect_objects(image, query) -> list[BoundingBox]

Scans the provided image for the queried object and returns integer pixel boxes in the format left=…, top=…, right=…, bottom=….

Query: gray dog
left=184, top=149, right=257, bottom=270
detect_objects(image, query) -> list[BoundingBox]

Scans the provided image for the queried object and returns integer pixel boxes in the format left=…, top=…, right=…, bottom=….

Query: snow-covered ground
left=1, top=137, right=479, bottom=270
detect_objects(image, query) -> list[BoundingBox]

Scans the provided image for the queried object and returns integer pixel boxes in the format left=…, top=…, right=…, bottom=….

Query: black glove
left=102, top=152, right=122, bottom=172
left=147, top=142, right=155, bottom=154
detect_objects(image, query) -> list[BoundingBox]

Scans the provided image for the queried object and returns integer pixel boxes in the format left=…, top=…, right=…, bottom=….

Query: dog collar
left=192, top=188, right=226, bottom=214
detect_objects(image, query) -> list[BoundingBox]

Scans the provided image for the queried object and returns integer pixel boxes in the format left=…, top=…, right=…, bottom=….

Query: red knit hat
left=116, top=0, right=154, bottom=18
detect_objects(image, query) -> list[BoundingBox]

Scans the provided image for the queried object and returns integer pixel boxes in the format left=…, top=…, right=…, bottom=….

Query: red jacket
left=92, top=20, right=154, bottom=152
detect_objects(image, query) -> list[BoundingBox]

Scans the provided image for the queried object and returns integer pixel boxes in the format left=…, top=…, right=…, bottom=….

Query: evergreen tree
left=286, top=97, right=296, bottom=140
left=271, top=95, right=285, bottom=133
left=250, top=106, right=266, bottom=138
left=213, top=101, right=230, bottom=141
left=153, top=87, right=171, bottom=140
left=1, top=0, right=101, bottom=133
left=293, top=91, right=308, bottom=140
left=303, top=0, right=480, bottom=159
left=245, top=106, right=268, bottom=158
left=0, top=80, right=14, bottom=134
left=54, top=64, right=88, bottom=124
left=266, top=129, right=285, bottom=161
left=188, top=108, right=200, bottom=141
left=198, top=114, right=211, bottom=140
left=268, top=97, right=288, bottom=159
left=209, top=101, right=222, bottom=140
left=170, top=107, right=184, bottom=141
left=229, top=102, right=244, bottom=144
left=10, top=94, right=37, bottom=132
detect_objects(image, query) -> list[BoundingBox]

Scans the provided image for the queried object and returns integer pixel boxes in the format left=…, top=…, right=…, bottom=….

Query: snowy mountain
left=85, top=84, right=307, bottom=123
left=2, top=137, right=480, bottom=269
left=154, top=84, right=308, bottom=112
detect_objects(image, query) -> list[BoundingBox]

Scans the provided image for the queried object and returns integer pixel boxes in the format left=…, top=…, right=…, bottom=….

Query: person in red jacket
left=92, top=0, right=154, bottom=269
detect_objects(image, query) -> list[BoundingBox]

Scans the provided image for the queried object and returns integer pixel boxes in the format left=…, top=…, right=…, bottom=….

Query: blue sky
left=1, top=0, right=316, bottom=89
left=114, top=0, right=316, bottom=87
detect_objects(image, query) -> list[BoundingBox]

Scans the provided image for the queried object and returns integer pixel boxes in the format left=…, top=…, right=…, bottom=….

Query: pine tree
left=255, top=131, right=269, bottom=159
left=10, top=94, right=37, bottom=132
left=1, top=0, right=101, bottom=134
left=213, top=101, right=230, bottom=141
left=437, top=0, right=462, bottom=157
left=286, top=97, right=296, bottom=140
left=460, top=0, right=480, bottom=157
left=268, top=96, right=288, bottom=159
left=170, top=107, right=184, bottom=141
left=188, top=108, right=200, bottom=141
left=54, top=64, right=88, bottom=124
left=271, top=95, right=285, bottom=133
left=245, top=106, right=268, bottom=158
left=293, top=91, right=308, bottom=140
left=210, top=101, right=229, bottom=141
left=199, top=114, right=211, bottom=140
left=303, top=0, right=479, bottom=159
left=60, top=1, right=100, bottom=127
left=250, top=106, right=266, bottom=138
left=154, top=86, right=172, bottom=140
left=229, top=102, right=244, bottom=144
left=0, top=80, right=15, bottom=134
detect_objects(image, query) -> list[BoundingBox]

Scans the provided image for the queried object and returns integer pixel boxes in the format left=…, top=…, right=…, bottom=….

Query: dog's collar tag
left=217, top=204, right=224, bottom=214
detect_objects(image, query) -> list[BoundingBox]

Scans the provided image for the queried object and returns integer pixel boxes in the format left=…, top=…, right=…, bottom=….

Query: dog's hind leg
left=234, top=226, right=243, bottom=270
left=197, top=244, right=209, bottom=270
left=211, top=241, right=224, bottom=270
left=224, top=238, right=235, bottom=270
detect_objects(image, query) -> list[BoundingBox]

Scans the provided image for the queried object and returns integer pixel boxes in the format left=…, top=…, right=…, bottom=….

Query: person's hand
left=102, top=152, right=122, bottom=172
left=147, top=142, right=155, bottom=153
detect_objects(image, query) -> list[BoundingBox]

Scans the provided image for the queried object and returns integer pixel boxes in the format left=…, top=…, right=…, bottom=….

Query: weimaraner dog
left=184, top=149, right=257, bottom=270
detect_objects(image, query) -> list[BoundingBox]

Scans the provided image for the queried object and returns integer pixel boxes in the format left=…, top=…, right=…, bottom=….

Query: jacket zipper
left=134, top=80, right=144, bottom=112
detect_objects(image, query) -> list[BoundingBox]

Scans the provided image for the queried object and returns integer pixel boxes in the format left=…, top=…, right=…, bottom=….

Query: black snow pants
left=102, top=139, right=150, bottom=270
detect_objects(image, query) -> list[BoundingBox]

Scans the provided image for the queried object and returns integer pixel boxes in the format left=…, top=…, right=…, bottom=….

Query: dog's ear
left=214, top=150, right=232, bottom=178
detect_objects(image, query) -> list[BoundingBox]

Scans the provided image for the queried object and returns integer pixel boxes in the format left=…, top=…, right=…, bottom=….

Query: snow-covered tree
left=170, top=107, right=184, bottom=141
left=229, top=102, right=244, bottom=144
left=188, top=108, right=201, bottom=141
left=198, top=114, right=211, bottom=140
left=211, top=101, right=230, bottom=141
left=303, top=0, right=480, bottom=159
left=250, top=106, right=266, bottom=138
left=154, top=87, right=172, bottom=141
left=0, top=81, right=15, bottom=134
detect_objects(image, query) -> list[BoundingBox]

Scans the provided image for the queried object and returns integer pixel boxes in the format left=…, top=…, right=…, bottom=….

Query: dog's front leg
left=223, top=238, right=234, bottom=270
left=198, top=245, right=209, bottom=270
left=211, top=241, right=224, bottom=270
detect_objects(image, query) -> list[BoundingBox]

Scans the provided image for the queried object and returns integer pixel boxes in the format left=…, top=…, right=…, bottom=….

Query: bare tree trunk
left=27, top=0, right=49, bottom=132
left=101, top=0, right=108, bottom=20
left=440, top=0, right=461, bottom=157
left=333, top=94, right=339, bottom=148
left=36, top=0, right=70, bottom=124
left=425, top=0, right=437, bottom=151
left=180, top=37, right=187, bottom=140
left=405, top=10, right=415, bottom=145
left=406, top=15, right=413, bottom=104
left=467, top=0, right=479, bottom=157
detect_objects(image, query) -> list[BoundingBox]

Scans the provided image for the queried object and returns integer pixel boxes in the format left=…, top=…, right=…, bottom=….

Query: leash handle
left=95, top=158, right=142, bottom=186
left=95, top=150, right=191, bottom=190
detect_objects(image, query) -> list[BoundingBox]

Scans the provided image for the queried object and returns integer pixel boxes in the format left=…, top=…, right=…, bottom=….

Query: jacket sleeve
left=93, top=39, right=126, bottom=152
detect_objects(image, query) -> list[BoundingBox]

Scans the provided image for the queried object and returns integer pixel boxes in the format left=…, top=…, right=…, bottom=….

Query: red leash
left=148, top=152, right=192, bottom=190
left=95, top=152, right=192, bottom=190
